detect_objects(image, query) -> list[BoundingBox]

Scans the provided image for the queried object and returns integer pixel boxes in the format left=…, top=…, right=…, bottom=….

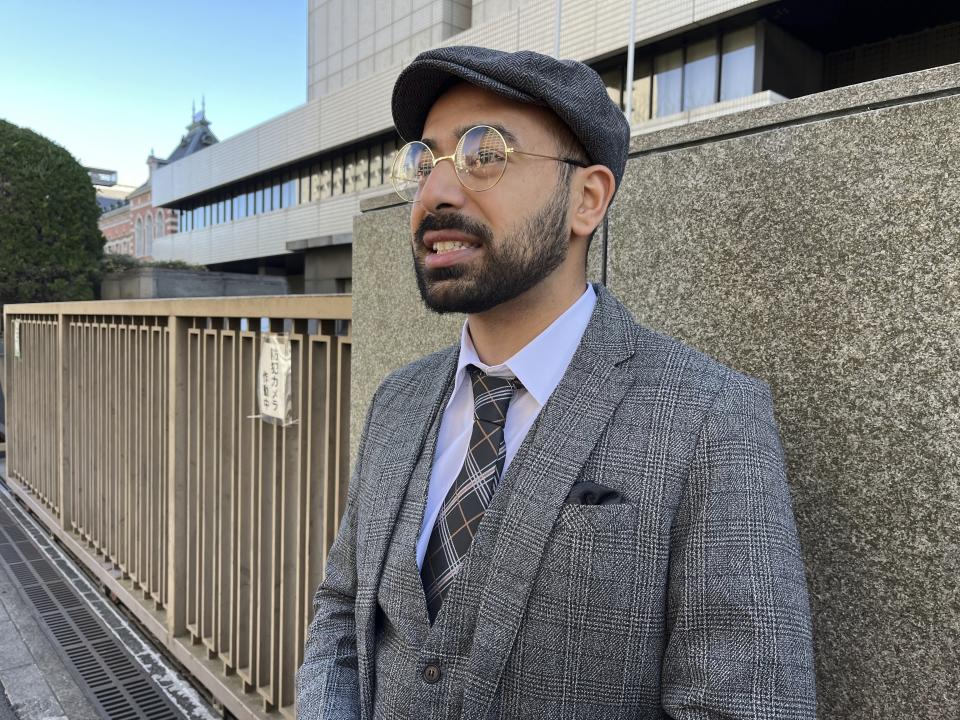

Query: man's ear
left=569, top=165, right=616, bottom=241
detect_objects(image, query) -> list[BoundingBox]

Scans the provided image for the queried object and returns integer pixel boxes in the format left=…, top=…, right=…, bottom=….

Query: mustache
left=414, top=212, right=493, bottom=248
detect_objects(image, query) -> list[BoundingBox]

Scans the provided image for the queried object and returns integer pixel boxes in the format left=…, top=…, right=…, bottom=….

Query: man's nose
left=417, top=156, right=466, bottom=212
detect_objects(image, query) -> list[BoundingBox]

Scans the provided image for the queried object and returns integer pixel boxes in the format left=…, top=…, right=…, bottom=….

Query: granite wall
left=100, top=267, right=288, bottom=299
left=352, top=63, right=960, bottom=719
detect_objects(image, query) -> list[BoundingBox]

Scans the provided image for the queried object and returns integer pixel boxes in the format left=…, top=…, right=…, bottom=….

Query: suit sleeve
left=661, top=374, right=817, bottom=719
left=296, top=389, right=380, bottom=720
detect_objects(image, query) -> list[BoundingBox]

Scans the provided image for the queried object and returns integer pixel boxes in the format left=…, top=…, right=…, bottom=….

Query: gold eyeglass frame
left=391, top=124, right=588, bottom=202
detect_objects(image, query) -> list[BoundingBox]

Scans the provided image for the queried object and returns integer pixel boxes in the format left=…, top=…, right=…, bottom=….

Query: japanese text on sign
left=258, top=334, right=292, bottom=424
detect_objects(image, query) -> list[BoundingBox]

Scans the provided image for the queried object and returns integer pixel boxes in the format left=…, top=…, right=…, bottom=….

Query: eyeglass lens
left=391, top=125, right=508, bottom=201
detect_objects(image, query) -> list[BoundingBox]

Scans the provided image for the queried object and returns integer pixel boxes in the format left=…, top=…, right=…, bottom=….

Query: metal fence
left=2, top=295, right=352, bottom=719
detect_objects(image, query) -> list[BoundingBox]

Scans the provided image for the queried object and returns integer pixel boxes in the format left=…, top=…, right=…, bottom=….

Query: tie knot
left=468, top=365, right=520, bottom=425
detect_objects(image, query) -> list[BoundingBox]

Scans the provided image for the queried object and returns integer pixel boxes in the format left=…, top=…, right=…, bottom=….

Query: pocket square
left=565, top=481, right=623, bottom=505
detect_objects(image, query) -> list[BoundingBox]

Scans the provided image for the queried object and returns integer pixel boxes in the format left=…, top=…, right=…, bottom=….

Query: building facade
left=99, top=107, right=217, bottom=258
left=100, top=202, right=133, bottom=255
left=150, top=0, right=960, bottom=292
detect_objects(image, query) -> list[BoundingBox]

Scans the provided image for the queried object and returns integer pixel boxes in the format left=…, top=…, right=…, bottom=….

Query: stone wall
left=100, top=267, right=288, bottom=300
left=352, top=63, right=960, bottom=719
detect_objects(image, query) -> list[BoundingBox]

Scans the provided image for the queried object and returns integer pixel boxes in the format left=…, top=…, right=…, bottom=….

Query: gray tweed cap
left=392, top=46, right=630, bottom=190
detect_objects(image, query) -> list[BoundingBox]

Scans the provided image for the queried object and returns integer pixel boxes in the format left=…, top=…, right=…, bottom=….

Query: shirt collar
left=450, top=284, right=597, bottom=408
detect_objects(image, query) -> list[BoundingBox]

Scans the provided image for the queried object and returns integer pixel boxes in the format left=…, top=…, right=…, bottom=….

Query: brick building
left=100, top=203, right=133, bottom=255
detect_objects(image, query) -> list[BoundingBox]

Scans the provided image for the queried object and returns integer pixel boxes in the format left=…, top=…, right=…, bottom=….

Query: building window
left=383, top=139, right=398, bottom=180
left=683, top=38, right=720, bottom=111
left=720, top=26, right=756, bottom=101
left=345, top=152, right=356, bottom=194
left=653, top=49, right=684, bottom=117
left=607, top=25, right=759, bottom=123
left=369, top=148, right=382, bottom=187
left=311, top=163, right=322, bottom=200
left=300, top=168, right=311, bottom=204
left=271, top=180, right=281, bottom=210
left=282, top=172, right=297, bottom=208
left=320, top=160, right=332, bottom=199
left=135, top=217, right=143, bottom=255
left=622, top=57, right=651, bottom=123
left=357, top=147, right=369, bottom=190
left=145, top=214, right=153, bottom=255
left=332, top=157, right=343, bottom=196
left=156, top=210, right=164, bottom=237
left=601, top=66, right=625, bottom=108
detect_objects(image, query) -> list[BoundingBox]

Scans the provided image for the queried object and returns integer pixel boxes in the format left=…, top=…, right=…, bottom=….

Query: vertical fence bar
left=236, top=329, right=257, bottom=689
left=277, top=329, right=304, bottom=713
left=217, top=328, right=237, bottom=664
left=201, top=329, right=217, bottom=649
left=302, top=334, right=331, bottom=661
left=167, top=315, right=190, bottom=638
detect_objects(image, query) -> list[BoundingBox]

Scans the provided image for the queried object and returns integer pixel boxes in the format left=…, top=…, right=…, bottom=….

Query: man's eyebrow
left=420, top=123, right=520, bottom=150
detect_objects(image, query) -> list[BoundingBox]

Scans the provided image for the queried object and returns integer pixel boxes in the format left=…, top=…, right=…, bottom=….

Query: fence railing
left=2, top=295, right=352, bottom=719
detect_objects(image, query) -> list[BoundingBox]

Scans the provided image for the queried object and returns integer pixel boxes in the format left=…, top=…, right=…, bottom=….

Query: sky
left=0, top=0, right=306, bottom=188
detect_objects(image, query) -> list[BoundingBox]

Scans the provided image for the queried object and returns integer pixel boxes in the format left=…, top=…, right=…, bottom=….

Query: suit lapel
left=461, top=286, right=641, bottom=720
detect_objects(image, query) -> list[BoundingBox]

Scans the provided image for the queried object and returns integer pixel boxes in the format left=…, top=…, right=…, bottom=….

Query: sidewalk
left=0, top=457, right=215, bottom=720
left=0, top=465, right=99, bottom=719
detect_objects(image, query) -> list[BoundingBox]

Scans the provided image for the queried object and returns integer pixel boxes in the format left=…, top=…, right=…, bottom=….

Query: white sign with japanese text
left=258, top=334, right=292, bottom=424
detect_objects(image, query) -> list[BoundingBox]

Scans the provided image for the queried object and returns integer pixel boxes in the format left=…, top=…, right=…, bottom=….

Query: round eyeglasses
left=391, top=124, right=588, bottom=203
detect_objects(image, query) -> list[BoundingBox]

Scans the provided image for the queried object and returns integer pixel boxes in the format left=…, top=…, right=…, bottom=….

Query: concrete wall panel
left=212, top=132, right=258, bottom=186
left=558, top=0, right=598, bottom=59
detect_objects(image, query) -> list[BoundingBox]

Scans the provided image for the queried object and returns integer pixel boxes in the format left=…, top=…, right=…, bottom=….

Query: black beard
left=411, top=190, right=570, bottom=315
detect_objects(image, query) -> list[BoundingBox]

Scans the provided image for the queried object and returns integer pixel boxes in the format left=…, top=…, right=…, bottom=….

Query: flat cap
left=392, top=46, right=630, bottom=191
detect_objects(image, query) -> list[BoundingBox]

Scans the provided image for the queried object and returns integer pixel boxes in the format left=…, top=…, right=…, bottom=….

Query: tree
left=0, top=119, right=103, bottom=311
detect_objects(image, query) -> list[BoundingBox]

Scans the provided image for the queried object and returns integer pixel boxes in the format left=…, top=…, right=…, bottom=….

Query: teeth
left=433, top=240, right=473, bottom=254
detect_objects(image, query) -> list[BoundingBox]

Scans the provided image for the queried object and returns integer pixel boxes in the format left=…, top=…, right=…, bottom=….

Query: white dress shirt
left=415, top=284, right=597, bottom=568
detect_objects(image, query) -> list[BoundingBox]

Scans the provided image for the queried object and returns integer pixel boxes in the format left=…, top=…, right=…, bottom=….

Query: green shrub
left=100, top=254, right=208, bottom=274
left=0, top=120, right=103, bottom=311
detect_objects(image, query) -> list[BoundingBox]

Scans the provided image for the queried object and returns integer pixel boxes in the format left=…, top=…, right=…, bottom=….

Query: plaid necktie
left=421, top=365, right=520, bottom=624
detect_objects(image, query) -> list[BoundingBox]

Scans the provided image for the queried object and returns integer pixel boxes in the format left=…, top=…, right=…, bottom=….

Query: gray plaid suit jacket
left=296, top=285, right=816, bottom=719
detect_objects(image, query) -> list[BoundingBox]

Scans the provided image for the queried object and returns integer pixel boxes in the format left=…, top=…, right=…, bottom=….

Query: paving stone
left=0, top=662, right=64, bottom=720
left=0, top=619, right=31, bottom=671
left=0, top=679, right=20, bottom=720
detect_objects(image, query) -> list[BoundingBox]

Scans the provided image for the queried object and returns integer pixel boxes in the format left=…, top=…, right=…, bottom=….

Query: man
left=297, top=46, right=816, bottom=719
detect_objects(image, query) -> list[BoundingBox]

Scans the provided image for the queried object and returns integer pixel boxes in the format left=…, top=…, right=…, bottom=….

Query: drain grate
left=0, top=502, right=186, bottom=720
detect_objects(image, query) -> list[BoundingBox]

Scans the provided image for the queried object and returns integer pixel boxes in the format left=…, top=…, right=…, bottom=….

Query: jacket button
left=422, top=663, right=441, bottom=684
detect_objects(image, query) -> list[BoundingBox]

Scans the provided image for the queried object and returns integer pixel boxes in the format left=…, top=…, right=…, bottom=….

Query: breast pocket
left=500, top=502, right=666, bottom=715
left=555, top=501, right=639, bottom=534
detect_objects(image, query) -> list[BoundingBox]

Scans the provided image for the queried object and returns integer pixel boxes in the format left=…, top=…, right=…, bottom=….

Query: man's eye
left=476, top=149, right=503, bottom=164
